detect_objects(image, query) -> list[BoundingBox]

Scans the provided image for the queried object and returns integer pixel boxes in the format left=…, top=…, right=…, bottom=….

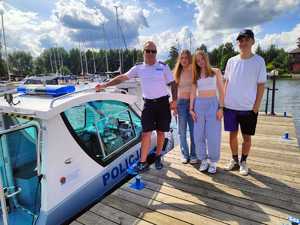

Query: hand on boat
left=95, top=83, right=106, bottom=92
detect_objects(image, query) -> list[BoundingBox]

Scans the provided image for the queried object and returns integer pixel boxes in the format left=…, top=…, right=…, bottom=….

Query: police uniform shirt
left=125, top=61, right=174, bottom=99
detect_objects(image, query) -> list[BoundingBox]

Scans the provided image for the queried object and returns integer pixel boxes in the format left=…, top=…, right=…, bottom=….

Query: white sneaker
left=224, top=159, right=239, bottom=171
left=239, top=161, right=249, bottom=176
left=190, top=158, right=198, bottom=164
left=208, top=162, right=217, bottom=174
left=181, top=158, right=188, bottom=164
left=199, top=159, right=209, bottom=172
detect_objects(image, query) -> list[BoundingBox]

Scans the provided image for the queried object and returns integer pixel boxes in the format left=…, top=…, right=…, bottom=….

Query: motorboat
left=0, top=84, right=174, bottom=225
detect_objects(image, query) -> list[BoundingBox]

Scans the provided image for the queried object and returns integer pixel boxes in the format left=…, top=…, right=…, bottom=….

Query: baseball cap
left=236, top=29, right=254, bottom=40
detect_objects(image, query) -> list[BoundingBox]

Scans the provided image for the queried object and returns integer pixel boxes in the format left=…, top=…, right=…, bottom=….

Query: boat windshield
left=62, top=100, right=142, bottom=165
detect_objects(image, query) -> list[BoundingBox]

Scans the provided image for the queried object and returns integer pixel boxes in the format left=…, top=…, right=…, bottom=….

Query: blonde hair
left=143, top=41, right=156, bottom=50
left=173, top=49, right=192, bottom=84
left=192, top=50, right=214, bottom=84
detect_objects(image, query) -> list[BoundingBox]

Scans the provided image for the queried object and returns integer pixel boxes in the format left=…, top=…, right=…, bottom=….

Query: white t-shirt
left=224, top=54, right=267, bottom=111
left=125, top=61, right=174, bottom=99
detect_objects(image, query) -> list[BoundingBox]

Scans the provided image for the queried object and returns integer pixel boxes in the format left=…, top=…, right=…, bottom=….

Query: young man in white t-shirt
left=95, top=41, right=177, bottom=173
left=223, top=29, right=267, bottom=176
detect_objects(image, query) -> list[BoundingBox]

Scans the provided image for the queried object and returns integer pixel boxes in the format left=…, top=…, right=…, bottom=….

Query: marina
left=71, top=114, right=300, bottom=225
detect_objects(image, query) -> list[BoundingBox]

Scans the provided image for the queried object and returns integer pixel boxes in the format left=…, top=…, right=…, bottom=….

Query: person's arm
left=253, top=83, right=265, bottom=113
left=95, top=74, right=129, bottom=91
left=215, top=68, right=225, bottom=120
left=168, top=80, right=177, bottom=101
left=253, top=58, right=267, bottom=113
left=189, top=84, right=197, bottom=121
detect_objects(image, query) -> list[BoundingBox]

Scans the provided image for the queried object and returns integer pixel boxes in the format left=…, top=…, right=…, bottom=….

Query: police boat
left=0, top=84, right=174, bottom=225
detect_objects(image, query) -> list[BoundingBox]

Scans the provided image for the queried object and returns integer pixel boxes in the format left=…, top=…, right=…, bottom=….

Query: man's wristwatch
left=218, top=105, right=224, bottom=110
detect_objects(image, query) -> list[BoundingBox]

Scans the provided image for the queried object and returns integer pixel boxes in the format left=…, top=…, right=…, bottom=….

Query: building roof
left=289, top=48, right=300, bottom=54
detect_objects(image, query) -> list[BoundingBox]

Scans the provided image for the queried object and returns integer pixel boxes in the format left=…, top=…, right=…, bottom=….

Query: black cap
left=236, top=29, right=254, bottom=40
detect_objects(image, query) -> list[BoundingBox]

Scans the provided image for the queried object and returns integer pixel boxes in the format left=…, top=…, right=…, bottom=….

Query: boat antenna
left=0, top=3, right=10, bottom=81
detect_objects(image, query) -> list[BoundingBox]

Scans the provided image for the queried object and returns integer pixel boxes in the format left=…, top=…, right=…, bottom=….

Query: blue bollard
left=283, top=132, right=289, bottom=140
left=284, top=112, right=287, bottom=117
left=288, top=216, right=300, bottom=224
left=129, top=175, right=145, bottom=190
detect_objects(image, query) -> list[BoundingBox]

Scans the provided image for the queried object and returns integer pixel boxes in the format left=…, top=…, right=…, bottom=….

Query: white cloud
left=184, top=0, right=300, bottom=30
left=257, top=23, right=300, bottom=51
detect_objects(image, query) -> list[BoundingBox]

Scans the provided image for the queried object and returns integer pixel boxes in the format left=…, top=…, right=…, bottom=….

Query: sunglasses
left=144, top=49, right=157, bottom=54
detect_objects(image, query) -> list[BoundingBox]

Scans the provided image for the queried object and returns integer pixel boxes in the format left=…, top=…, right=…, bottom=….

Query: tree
left=197, top=44, right=208, bottom=53
left=166, top=46, right=179, bottom=69
left=8, top=51, right=33, bottom=76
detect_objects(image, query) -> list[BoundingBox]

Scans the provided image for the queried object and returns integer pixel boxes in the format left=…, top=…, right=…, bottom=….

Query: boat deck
left=71, top=114, right=300, bottom=225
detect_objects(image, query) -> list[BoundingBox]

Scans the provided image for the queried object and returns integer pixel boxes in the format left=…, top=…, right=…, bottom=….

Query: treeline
left=166, top=43, right=291, bottom=74
left=0, top=48, right=144, bottom=80
left=0, top=42, right=292, bottom=80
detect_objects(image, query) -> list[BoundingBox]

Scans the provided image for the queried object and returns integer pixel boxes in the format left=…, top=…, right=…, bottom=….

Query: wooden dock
left=71, top=115, right=300, bottom=225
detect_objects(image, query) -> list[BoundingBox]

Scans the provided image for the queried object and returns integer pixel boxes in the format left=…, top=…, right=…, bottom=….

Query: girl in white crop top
left=189, top=50, right=225, bottom=174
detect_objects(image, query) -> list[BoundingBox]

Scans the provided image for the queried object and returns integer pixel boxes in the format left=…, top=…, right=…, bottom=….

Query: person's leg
left=177, top=100, right=189, bottom=162
left=206, top=98, right=221, bottom=173
left=155, top=97, right=171, bottom=170
left=136, top=101, right=156, bottom=172
left=223, top=108, right=239, bottom=170
left=238, top=110, right=258, bottom=175
left=140, top=131, right=152, bottom=162
left=155, top=130, right=165, bottom=156
left=194, top=98, right=208, bottom=171
left=187, top=103, right=197, bottom=163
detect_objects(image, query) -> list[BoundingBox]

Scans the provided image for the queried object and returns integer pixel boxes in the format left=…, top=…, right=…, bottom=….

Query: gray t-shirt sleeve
left=164, top=64, right=174, bottom=84
left=125, top=65, right=138, bottom=79
left=257, top=58, right=267, bottom=84
left=224, top=58, right=231, bottom=80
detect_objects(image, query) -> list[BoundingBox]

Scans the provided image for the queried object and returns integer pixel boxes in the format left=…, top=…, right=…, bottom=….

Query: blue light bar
left=17, top=85, right=75, bottom=97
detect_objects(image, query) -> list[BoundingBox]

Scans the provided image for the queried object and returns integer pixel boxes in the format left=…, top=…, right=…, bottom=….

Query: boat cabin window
left=62, top=100, right=142, bottom=165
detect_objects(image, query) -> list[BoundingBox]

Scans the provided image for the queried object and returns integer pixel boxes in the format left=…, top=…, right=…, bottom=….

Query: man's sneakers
left=155, top=155, right=163, bottom=170
left=224, top=158, right=249, bottom=176
left=224, top=159, right=239, bottom=171
left=132, top=162, right=149, bottom=173
left=239, top=161, right=249, bottom=176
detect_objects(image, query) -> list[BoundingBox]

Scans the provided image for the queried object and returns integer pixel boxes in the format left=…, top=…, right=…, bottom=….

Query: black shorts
left=224, top=107, right=258, bottom=135
left=141, top=96, right=171, bottom=132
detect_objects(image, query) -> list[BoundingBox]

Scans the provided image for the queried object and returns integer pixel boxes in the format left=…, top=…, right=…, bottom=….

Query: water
left=127, top=79, right=300, bottom=146
left=261, top=79, right=300, bottom=144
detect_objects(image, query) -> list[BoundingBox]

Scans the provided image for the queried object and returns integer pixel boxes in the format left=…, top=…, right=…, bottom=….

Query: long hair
left=192, top=50, right=215, bottom=84
left=173, top=49, right=192, bottom=84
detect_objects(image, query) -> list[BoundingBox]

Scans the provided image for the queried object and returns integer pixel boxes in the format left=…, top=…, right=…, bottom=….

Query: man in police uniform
left=95, top=41, right=177, bottom=172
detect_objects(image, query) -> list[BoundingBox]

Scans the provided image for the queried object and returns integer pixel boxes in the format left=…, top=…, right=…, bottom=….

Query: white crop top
left=197, top=76, right=216, bottom=91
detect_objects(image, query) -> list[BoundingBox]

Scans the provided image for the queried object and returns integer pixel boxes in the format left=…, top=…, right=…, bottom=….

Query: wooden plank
left=90, top=202, right=153, bottom=225
left=102, top=194, right=192, bottom=225
left=142, top=173, right=300, bottom=221
left=145, top=166, right=300, bottom=213
left=111, top=188, right=227, bottom=225
left=127, top=178, right=290, bottom=224
left=75, top=211, right=117, bottom=225
left=122, top=182, right=262, bottom=225
left=169, top=149, right=300, bottom=178
left=69, top=221, right=84, bottom=225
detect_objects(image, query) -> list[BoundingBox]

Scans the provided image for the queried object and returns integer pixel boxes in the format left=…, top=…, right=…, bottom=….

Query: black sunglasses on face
left=144, top=49, right=157, bottom=54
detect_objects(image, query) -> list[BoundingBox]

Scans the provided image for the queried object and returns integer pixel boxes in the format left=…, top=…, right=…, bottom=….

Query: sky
left=2, top=0, right=300, bottom=60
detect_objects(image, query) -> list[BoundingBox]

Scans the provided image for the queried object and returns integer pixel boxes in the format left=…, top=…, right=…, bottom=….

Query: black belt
left=143, top=95, right=169, bottom=103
